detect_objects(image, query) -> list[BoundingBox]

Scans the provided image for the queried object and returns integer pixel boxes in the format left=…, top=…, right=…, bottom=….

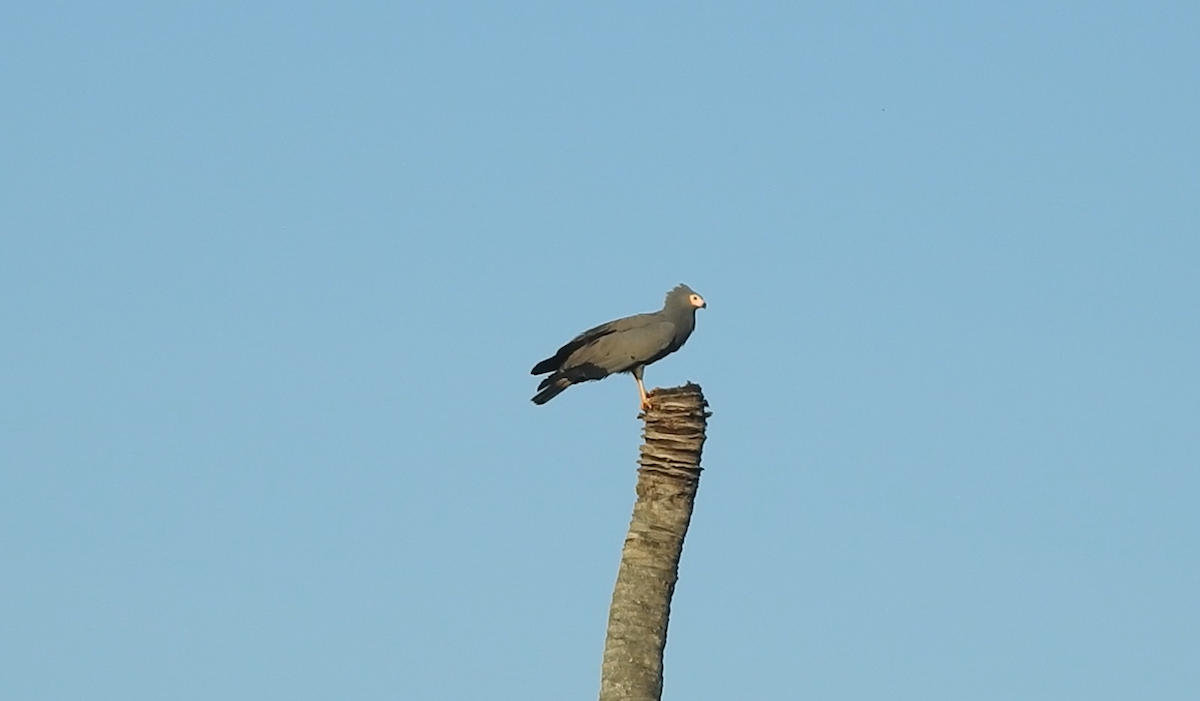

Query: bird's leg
left=633, top=366, right=651, bottom=412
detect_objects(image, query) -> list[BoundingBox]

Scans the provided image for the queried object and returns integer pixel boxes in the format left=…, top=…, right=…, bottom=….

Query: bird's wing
left=531, top=312, right=660, bottom=375
left=572, top=312, right=661, bottom=345
left=566, top=320, right=676, bottom=374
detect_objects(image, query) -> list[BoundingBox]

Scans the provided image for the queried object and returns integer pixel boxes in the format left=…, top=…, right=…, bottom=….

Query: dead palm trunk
left=598, top=383, right=710, bottom=701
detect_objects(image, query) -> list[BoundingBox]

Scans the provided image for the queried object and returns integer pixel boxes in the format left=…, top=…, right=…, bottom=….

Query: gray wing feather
left=532, top=312, right=664, bottom=375
left=567, top=321, right=676, bottom=373
left=571, top=312, right=659, bottom=343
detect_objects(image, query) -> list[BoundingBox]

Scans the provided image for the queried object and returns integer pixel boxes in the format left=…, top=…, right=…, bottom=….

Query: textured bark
left=598, top=383, right=710, bottom=701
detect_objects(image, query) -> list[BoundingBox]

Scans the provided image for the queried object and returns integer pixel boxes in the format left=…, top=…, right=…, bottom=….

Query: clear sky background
left=3, top=3, right=1198, bottom=700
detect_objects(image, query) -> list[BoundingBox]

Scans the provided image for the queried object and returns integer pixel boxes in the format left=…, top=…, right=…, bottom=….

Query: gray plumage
left=531, top=284, right=706, bottom=408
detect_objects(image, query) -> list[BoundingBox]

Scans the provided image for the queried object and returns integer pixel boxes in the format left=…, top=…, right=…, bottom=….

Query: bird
left=531, top=284, right=706, bottom=411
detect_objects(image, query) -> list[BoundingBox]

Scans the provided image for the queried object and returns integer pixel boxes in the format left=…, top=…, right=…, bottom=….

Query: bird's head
left=668, top=283, right=707, bottom=310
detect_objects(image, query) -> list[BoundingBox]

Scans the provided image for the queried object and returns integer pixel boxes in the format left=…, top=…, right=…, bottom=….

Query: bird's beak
left=694, top=296, right=707, bottom=309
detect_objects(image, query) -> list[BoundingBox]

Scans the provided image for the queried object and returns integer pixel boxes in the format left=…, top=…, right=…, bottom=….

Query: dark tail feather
left=532, top=375, right=571, bottom=404
left=531, top=355, right=560, bottom=375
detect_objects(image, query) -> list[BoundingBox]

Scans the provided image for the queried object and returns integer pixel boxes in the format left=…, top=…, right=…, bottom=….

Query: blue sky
left=3, top=3, right=1198, bottom=699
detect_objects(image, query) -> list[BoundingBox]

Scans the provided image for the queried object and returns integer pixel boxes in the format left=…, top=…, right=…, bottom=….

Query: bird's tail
left=531, top=374, right=571, bottom=404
